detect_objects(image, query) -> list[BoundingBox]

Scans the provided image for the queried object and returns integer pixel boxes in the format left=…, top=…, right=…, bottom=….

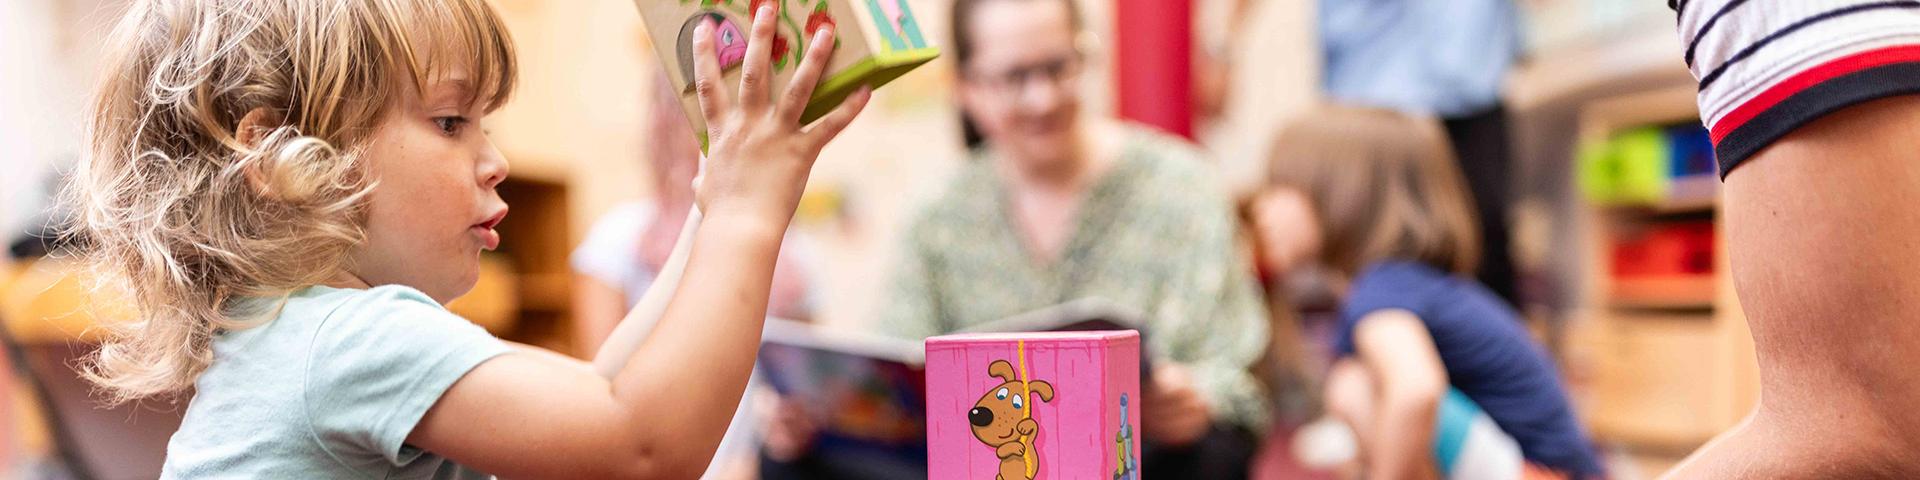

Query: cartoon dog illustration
left=968, top=360, right=1054, bottom=480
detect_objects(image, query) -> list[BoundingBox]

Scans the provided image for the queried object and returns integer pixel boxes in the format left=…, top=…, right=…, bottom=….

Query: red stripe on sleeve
left=1710, top=44, right=1920, bottom=143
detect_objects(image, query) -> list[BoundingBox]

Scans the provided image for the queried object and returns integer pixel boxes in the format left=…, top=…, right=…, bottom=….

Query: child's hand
left=690, top=6, right=870, bottom=227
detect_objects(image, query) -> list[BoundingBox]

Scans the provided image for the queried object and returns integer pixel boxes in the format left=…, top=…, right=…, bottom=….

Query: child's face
left=343, top=71, right=509, bottom=304
left=1248, top=187, right=1322, bottom=277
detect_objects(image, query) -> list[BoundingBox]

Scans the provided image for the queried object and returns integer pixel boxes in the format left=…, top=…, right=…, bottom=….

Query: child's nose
left=478, top=140, right=509, bottom=189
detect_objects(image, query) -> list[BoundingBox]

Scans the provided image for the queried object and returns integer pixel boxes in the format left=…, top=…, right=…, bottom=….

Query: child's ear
left=989, top=360, right=1017, bottom=383
left=1028, top=380, right=1054, bottom=402
left=236, top=107, right=283, bottom=148
left=236, top=108, right=278, bottom=195
left=234, top=108, right=301, bottom=201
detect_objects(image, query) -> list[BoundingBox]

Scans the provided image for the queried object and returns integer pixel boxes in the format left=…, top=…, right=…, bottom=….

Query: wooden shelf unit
left=1565, top=86, right=1761, bottom=452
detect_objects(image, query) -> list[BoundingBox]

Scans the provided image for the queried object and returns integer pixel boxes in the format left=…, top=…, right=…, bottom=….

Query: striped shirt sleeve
left=1675, top=0, right=1920, bottom=177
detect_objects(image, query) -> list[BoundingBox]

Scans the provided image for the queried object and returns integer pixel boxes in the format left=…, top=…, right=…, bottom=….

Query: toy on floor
left=926, top=331, right=1141, bottom=479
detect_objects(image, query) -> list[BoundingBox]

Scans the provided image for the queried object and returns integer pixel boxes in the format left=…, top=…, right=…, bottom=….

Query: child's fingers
left=691, top=155, right=706, bottom=194
left=802, top=87, right=870, bottom=147
left=777, top=26, right=837, bottom=125
left=691, top=22, right=732, bottom=132
left=737, top=6, right=778, bottom=112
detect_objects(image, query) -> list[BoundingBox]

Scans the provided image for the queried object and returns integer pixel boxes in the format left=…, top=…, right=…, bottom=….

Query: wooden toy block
left=631, top=0, right=940, bottom=148
left=925, top=331, right=1142, bottom=480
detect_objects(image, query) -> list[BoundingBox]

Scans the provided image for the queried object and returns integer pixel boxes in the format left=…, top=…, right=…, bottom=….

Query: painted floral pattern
left=682, top=0, right=837, bottom=71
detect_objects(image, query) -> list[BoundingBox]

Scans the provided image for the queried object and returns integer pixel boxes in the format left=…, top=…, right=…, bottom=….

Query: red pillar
left=1114, top=0, right=1194, bottom=139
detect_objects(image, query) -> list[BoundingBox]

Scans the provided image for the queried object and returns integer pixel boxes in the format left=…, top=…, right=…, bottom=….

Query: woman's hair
left=950, top=0, right=1082, bottom=150
left=1263, top=105, right=1480, bottom=276
left=64, top=0, right=517, bottom=405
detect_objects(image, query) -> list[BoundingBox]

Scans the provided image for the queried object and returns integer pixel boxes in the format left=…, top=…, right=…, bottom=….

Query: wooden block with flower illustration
left=633, top=0, right=939, bottom=147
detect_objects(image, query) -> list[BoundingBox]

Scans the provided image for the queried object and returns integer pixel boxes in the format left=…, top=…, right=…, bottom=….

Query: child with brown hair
left=66, top=0, right=866, bottom=478
left=1246, top=105, right=1602, bottom=480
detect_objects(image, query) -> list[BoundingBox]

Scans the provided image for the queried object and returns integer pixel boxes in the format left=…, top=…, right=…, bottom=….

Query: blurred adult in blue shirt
left=1319, top=0, right=1523, bottom=304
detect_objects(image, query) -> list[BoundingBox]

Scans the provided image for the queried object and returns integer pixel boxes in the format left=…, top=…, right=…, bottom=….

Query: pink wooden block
left=925, top=331, right=1142, bottom=480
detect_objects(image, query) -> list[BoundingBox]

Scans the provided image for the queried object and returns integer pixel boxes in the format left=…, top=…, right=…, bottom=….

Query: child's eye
left=433, top=116, right=468, bottom=136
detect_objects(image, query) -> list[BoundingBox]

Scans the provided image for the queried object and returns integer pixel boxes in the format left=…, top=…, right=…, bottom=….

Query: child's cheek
left=371, top=141, right=459, bottom=246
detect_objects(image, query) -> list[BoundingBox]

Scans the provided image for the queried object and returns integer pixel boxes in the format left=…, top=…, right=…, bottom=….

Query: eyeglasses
left=964, top=52, right=1084, bottom=97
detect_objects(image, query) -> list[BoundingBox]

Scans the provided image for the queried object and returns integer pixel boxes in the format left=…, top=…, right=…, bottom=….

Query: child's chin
left=423, top=270, right=481, bottom=305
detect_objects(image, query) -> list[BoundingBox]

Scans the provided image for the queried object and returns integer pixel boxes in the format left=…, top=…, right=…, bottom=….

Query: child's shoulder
left=176, top=284, right=505, bottom=478
left=305, top=283, right=437, bottom=301
left=289, top=284, right=443, bottom=315
left=1354, top=261, right=1451, bottom=285
left=1343, top=261, right=1458, bottom=316
left=1348, top=260, right=1519, bottom=327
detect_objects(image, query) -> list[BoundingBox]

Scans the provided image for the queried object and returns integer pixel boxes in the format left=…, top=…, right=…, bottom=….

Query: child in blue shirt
left=1244, top=105, right=1602, bottom=479
left=66, top=1, right=868, bottom=478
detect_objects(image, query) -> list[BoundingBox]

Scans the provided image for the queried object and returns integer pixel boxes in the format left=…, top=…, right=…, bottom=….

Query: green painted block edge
left=802, top=47, right=941, bottom=122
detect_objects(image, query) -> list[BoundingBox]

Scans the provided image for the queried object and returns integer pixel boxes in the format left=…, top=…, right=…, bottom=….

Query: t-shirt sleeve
left=1675, top=0, right=1920, bottom=176
left=1335, top=263, right=1438, bottom=357
left=303, top=286, right=512, bottom=465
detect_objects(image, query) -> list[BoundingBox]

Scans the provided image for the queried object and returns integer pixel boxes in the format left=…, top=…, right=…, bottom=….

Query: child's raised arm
left=1349, top=310, right=1448, bottom=480
left=589, top=203, right=696, bottom=378
left=404, top=9, right=869, bottom=479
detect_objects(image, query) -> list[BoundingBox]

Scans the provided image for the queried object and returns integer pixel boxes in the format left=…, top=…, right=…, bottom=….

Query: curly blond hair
left=63, top=0, right=516, bottom=405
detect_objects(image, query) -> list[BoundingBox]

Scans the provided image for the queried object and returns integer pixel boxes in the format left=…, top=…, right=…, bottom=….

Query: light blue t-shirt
left=1319, top=0, right=1521, bottom=117
left=161, top=285, right=511, bottom=479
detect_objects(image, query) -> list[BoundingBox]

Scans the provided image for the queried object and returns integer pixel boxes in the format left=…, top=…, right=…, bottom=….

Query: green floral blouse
left=880, top=126, right=1271, bottom=429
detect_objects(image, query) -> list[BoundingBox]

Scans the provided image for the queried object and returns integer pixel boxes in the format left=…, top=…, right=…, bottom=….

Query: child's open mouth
left=471, top=208, right=507, bottom=251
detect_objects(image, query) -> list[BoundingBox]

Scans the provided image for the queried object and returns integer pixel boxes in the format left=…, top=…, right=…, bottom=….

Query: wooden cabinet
left=1564, top=86, right=1760, bottom=454
left=447, top=174, right=579, bottom=355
